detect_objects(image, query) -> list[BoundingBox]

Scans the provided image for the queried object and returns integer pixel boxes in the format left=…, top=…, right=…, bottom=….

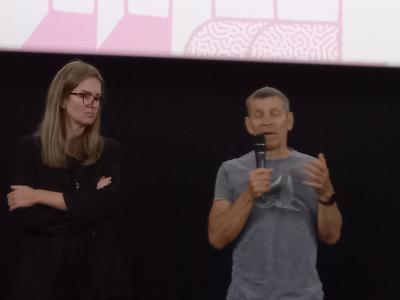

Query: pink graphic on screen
left=186, top=20, right=269, bottom=58
left=21, top=0, right=173, bottom=56
left=250, top=23, right=339, bottom=61
left=17, top=0, right=343, bottom=63
left=22, top=1, right=97, bottom=53
left=98, top=0, right=172, bottom=55
left=184, top=0, right=343, bottom=63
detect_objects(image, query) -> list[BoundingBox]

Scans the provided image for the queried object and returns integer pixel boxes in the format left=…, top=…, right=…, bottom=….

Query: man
left=208, top=87, right=342, bottom=300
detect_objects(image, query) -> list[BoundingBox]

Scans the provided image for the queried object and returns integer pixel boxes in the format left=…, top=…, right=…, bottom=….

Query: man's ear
left=245, top=116, right=255, bottom=135
left=287, top=112, right=294, bottom=131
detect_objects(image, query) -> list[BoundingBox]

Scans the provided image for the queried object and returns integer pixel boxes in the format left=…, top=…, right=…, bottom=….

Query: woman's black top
left=9, top=135, right=130, bottom=300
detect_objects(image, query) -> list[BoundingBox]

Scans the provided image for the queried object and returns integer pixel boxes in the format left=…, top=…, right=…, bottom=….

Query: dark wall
left=1, top=51, right=400, bottom=299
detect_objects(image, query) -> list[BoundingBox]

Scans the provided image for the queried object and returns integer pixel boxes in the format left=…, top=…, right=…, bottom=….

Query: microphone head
left=253, top=134, right=267, bottom=152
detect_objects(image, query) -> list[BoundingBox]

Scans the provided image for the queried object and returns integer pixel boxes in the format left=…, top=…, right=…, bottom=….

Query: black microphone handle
left=255, top=151, right=267, bottom=169
left=253, top=134, right=268, bottom=203
left=255, top=150, right=268, bottom=203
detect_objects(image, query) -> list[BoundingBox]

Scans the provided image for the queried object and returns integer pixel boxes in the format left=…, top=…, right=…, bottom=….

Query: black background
left=1, top=51, right=400, bottom=299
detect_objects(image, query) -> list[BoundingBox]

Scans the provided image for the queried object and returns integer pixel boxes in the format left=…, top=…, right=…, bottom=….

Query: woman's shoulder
left=101, top=137, right=121, bottom=157
left=17, top=134, right=41, bottom=150
left=102, top=137, right=121, bottom=150
left=102, top=137, right=120, bottom=147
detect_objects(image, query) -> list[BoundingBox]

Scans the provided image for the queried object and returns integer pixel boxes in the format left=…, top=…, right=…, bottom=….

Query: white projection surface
left=1, top=0, right=400, bottom=67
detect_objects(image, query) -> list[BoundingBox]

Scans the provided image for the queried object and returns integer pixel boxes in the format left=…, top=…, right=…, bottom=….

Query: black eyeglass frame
left=70, top=92, right=103, bottom=107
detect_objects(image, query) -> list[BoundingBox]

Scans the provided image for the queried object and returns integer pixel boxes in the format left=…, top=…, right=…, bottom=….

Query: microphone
left=253, top=134, right=267, bottom=169
left=253, top=134, right=268, bottom=203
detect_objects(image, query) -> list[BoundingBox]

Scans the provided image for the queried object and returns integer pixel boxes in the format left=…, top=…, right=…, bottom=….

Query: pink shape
left=250, top=23, right=340, bottom=62
left=185, top=19, right=268, bottom=58
left=22, top=6, right=97, bottom=53
left=185, top=19, right=340, bottom=62
left=98, top=14, right=172, bottom=56
left=184, top=0, right=343, bottom=62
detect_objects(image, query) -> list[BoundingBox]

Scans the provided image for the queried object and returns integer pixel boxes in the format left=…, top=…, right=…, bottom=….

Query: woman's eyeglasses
left=70, top=92, right=102, bottom=107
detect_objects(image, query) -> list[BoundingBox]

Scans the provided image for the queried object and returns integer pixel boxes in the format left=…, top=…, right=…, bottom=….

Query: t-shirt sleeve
left=213, top=163, right=234, bottom=202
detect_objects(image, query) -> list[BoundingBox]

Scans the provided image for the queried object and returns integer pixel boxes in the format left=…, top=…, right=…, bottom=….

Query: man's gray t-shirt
left=214, top=150, right=323, bottom=300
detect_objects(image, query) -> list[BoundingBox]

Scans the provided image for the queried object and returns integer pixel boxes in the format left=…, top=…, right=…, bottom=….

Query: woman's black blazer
left=9, top=135, right=130, bottom=300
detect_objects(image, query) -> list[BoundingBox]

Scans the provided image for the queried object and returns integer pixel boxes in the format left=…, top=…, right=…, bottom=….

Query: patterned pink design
left=250, top=23, right=339, bottom=61
left=185, top=20, right=268, bottom=58
left=184, top=0, right=343, bottom=63
left=22, top=2, right=97, bottom=53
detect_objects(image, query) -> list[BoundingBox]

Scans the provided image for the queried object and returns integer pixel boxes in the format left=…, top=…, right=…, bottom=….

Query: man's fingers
left=307, top=159, right=326, bottom=173
left=253, top=168, right=273, bottom=173
left=250, top=177, right=269, bottom=185
left=249, top=179, right=270, bottom=194
left=303, top=180, right=323, bottom=189
left=248, top=168, right=273, bottom=198
left=318, top=153, right=330, bottom=170
left=250, top=169, right=273, bottom=181
left=305, top=158, right=329, bottom=176
left=303, top=170, right=323, bottom=184
left=303, top=164, right=324, bottom=178
left=253, top=186, right=269, bottom=197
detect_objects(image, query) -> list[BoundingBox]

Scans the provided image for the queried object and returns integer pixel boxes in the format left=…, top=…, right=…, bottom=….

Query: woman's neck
left=64, top=118, right=85, bottom=142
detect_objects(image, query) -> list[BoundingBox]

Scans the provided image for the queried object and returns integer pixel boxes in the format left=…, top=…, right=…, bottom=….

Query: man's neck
left=266, top=147, right=291, bottom=160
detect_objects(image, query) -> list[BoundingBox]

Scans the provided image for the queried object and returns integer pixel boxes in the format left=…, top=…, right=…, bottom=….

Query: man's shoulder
left=220, top=151, right=254, bottom=171
left=290, top=150, right=316, bottom=164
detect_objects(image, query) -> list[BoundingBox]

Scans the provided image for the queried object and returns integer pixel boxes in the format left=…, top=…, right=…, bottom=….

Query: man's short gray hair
left=246, top=86, right=290, bottom=114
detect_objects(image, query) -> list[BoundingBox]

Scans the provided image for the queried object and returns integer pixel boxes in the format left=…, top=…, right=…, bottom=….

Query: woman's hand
left=97, top=176, right=112, bottom=190
left=7, top=185, right=38, bottom=211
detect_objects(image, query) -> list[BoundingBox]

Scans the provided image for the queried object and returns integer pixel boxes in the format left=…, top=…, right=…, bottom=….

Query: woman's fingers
left=96, top=176, right=112, bottom=190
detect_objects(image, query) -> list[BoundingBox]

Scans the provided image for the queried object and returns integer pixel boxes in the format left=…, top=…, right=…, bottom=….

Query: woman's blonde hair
left=38, top=60, right=104, bottom=168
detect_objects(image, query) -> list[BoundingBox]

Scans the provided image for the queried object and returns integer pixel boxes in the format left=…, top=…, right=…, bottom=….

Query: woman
left=7, top=60, right=130, bottom=300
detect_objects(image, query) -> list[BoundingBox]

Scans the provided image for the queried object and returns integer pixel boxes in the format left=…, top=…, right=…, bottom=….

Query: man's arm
left=208, top=168, right=272, bottom=249
left=208, top=191, right=254, bottom=249
left=304, top=153, right=343, bottom=245
left=317, top=201, right=342, bottom=244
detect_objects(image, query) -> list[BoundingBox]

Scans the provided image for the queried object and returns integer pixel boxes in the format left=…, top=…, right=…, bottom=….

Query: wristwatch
left=319, top=193, right=337, bottom=206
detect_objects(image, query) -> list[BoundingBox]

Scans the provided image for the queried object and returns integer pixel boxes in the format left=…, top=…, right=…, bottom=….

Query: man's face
left=245, top=96, right=294, bottom=151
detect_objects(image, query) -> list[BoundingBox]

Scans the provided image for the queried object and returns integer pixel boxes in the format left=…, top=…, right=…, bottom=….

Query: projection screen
left=1, top=0, right=400, bottom=67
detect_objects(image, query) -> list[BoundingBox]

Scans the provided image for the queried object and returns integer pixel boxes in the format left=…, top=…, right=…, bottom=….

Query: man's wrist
left=244, top=190, right=256, bottom=203
left=319, top=193, right=337, bottom=206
